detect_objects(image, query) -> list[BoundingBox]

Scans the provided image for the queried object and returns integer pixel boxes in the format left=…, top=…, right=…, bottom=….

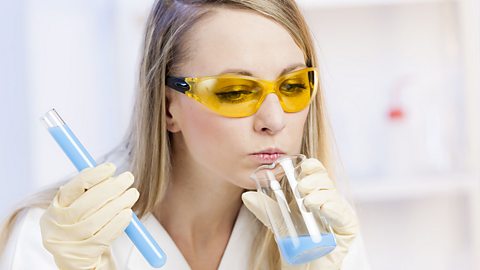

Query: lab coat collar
left=120, top=205, right=260, bottom=270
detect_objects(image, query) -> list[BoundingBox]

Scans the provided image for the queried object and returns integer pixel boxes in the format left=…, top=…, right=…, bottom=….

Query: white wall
left=0, top=0, right=153, bottom=216
left=0, top=0, right=31, bottom=215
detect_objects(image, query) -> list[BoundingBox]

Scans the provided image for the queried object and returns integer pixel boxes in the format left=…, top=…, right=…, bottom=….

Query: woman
left=0, top=0, right=369, bottom=269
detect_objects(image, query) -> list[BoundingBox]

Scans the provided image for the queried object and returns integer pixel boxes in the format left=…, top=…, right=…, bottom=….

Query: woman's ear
left=165, top=89, right=181, bottom=133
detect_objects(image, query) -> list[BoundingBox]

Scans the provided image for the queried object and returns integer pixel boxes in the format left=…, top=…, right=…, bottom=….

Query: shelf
left=297, top=0, right=452, bottom=9
left=349, top=173, right=479, bottom=203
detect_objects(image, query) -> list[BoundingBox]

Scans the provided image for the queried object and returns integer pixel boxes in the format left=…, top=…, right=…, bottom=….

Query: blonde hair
left=1, top=0, right=333, bottom=268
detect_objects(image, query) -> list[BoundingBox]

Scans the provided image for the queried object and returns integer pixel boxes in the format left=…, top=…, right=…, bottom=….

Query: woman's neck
left=155, top=172, right=244, bottom=238
left=152, top=161, right=244, bottom=269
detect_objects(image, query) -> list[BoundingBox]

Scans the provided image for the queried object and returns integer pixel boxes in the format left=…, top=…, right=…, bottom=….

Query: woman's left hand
left=242, top=158, right=359, bottom=270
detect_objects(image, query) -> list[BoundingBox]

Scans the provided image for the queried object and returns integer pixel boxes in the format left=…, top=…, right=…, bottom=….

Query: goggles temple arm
left=166, top=76, right=190, bottom=93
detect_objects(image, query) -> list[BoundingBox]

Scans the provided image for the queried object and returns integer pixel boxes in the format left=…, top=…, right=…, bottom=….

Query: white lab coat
left=0, top=205, right=370, bottom=270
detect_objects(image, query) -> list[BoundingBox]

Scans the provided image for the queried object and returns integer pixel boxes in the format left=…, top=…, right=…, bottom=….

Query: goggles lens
left=168, top=67, right=317, bottom=118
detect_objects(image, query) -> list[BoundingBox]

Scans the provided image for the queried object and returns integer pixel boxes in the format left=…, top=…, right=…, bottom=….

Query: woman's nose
left=253, top=93, right=286, bottom=135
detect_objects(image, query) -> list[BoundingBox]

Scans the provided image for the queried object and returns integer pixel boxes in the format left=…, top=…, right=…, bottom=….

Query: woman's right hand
left=40, top=163, right=139, bottom=270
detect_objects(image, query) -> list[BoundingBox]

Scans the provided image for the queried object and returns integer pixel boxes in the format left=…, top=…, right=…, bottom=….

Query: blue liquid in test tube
left=41, top=109, right=166, bottom=268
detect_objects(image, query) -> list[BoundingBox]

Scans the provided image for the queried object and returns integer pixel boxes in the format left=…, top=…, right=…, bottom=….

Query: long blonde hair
left=1, top=1, right=332, bottom=268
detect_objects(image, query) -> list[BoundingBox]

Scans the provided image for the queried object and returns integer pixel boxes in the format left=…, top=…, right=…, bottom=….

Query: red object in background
left=388, top=107, right=405, bottom=120
left=388, top=75, right=410, bottom=121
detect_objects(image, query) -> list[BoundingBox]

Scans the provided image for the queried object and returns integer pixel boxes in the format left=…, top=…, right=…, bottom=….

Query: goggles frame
left=166, top=67, right=318, bottom=117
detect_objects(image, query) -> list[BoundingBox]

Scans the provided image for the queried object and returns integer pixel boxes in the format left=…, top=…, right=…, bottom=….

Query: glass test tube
left=41, top=109, right=166, bottom=268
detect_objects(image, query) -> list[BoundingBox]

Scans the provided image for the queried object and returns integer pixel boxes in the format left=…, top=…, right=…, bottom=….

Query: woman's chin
left=238, top=180, right=257, bottom=190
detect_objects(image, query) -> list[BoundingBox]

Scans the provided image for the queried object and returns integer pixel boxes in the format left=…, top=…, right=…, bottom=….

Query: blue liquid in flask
left=277, top=233, right=336, bottom=265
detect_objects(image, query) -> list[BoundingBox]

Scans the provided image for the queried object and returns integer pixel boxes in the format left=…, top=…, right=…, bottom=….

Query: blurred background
left=1, top=0, right=479, bottom=269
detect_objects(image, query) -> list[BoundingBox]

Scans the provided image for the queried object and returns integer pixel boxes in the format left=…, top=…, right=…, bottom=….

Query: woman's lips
left=250, top=151, right=285, bottom=164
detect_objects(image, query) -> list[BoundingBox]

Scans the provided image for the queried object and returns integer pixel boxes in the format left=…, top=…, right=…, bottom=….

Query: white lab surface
left=0, top=206, right=370, bottom=270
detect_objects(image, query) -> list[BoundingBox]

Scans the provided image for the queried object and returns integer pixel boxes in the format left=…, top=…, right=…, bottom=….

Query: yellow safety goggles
left=166, top=67, right=318, bottom=118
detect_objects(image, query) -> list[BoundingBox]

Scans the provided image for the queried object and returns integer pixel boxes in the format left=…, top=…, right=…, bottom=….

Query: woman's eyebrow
left=279, top=63, right=307, bottom=75
left=217, top=63, right=307, bottom=77
left=217, top=69, right=253, bottom=76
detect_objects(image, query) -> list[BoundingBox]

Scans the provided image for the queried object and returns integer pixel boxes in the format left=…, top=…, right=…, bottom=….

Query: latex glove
left=40, top=163, right=140, bottom=270
left=242, top=158, right=358, bottom=270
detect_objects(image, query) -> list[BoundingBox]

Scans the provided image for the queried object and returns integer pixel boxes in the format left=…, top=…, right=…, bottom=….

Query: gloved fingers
left=320, top=200, right=358, bottom=236
left=299, top=158, right=327, bottom=178
left=303, top=190, right=358, bottom=235
left=242, top=191, right=270, bottom=228
left=50, top=187, right=138, bottom=241
left=74, top=188, right=139, bottom=240
left=321, top=201, right=347, bottom=224
left=297, top=172, right=334, bottom=195
left=91, top=208, right=133, bottom=245
left=69, top=171, right=135, bottom=222
left=303, top=189, right=337, bottom=210
left=58, top=163, right=116, bottom=207
left=242, top=191, right=282, bottom=230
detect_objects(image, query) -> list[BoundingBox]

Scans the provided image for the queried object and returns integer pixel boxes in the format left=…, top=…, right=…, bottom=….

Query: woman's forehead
left=177, top=7, right=305, bottom=80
